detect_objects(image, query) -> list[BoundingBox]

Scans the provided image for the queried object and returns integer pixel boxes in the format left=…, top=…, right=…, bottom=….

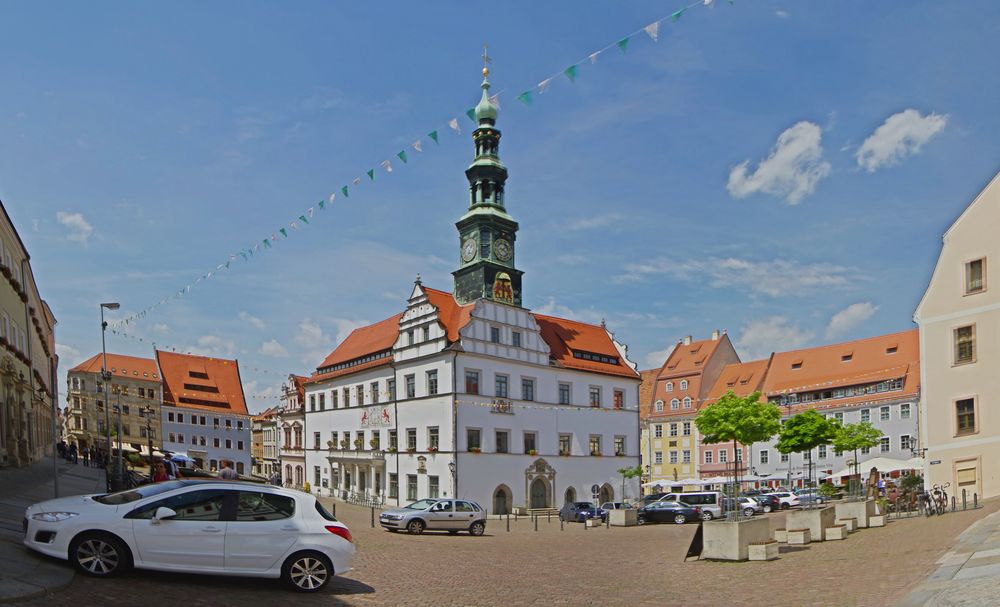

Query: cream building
left=915, top=170, right=1000, bottom=499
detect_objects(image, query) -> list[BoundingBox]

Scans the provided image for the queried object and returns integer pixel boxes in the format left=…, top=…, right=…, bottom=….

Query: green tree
left=777, top=410, right=840, bottom=492
left=695, top=391, right=782, bottom=504
left=832, top=421, right=884, bottom=490
left=618, top=465, right=643, bottom=501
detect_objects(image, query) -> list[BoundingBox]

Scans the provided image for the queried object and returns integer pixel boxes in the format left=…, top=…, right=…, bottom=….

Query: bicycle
left=933, top=483, right=950, bottom=515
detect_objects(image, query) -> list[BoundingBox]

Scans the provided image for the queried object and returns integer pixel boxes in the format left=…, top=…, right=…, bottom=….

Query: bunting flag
left=645, top=21, right=661, bottom=42
left=271, top=233, right=278, bottom=242
left=289, top=221, right=298, bottom=230
left=352, top=177, right=362, bottom=186
left=263, top=239, right=271, bottom=248
left=397, top=150, right=408, bottom=163
left=366, top=169, right=375, bottom=181
left=307, top=207, right=314, bottom=218
left=341, top=185, right=349, bottom=198
left=381, top=160, right=393, bottom=172
left=279, top=228, right=288, bottom=237
left=589, top=51, right=601, bottom=64
left=617, top=37, right=630, bottom=53
left=328, top=192, right=336, bottom=204
left=428, top=131, right=438, bottom=144
left=319, top=199, right=326, bottom=209
left=448, top=118, right=460, bottom=133
left=298, top=215, right=309, bottom=224
left=413, top=139, right=424, bottom=151
left=538, top=78, right=552, bottom=94
left=465, top=108, right=476, bottom=122
left=516, top=91, right=533, bottom=105
left=564, top=64, right=579, bottom=83
left=672, top=8, right=686, bottom=21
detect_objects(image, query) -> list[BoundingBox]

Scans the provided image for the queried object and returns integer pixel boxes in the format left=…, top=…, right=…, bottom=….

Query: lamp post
left=448, top=460, right=456, bottom=499
left=100, top=302, right=120, bottom=491
left=141, top=405, right=155, bottom=470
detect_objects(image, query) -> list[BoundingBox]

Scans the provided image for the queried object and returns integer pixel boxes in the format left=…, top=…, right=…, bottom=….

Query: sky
left=3, top=1, right=1000, bottom=413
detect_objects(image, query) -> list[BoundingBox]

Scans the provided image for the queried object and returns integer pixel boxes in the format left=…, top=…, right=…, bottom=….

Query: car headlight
left=32, top=512, right=79, bottom=522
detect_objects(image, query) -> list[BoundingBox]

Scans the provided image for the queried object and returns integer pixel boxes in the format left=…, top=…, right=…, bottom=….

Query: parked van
left=660, top=491, right=724, bottom=520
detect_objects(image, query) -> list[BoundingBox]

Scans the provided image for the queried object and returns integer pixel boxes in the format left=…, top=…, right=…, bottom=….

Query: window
left=719, top=450, right=728, bottom=463
left=900, top=403, right=911, bottom=419
left=666, top=382, right=673, bottom=393
left=521, top=378, right=535, bottom=401
left=669, top=423, right=678, bottom=437
left=428, top=427, right=439, bottom=450
left=736, top=448, right=743, bottom=462
left=177, top=434, right=185, bottom=444
left=511, top=331, right=522, bottom=348
left=679, top=380, right=688, bottom=390
left=234, top=491, right=295, bottom=521
left=405, top=374, right=416, bottom=399
left=465, top=371, right=480, bottom=395
left=387, top=379, right=396, bottom=401
left=880, top=406, right=890, bottom=422
left=524, top=432, right=537, bottom=454
left=178, top=413, right=184, bottom=424
left=669, top=451, right=678, bottom=464
left=589, top=435, right=602, bottom=456
left=704, top=451, right=713, bottom=464
left=670, top=398, right=679, bottom=410
left=655, top=451, right=663, bottom=465
left=965, top=258, right=986, bottom=294
left=861, top=409, right=870, bottom=423
left=954, top=325, right=976, bottom=365
left=406, top=428, right=417, bottom=451
left=213, top=437, right=220, bottom=448
left=407, top=475, right=418, bottom=501
left=490, top=327, right=501, bottom=344
left=818, top=445, right=827, bottom=459
left=168, top=412, right=175, bottom=422
left=496, top=430, right=509, bottom=453
left=407, top=330, right=414, bottom=345
left=900, top=435, right=911, bottom=452
left=342, top=388, right=350, bottom=407
left=654, top=424, right=663, bottom=438
left=388, top=430, right=398, bottom=450
left=225, top=439, right=232, bottom=449
left=613, top=390, right=625, bottom=410
left=428, top=476, right=439, bottom=499
left=168, top=433, right=175, bottom=443
left=314, top=466, right=321, bottom=486
left=558, top=383, right=571, bottom=405
left=780, top=453, right=789, bottom=463
left=495, top=375, right=509, bottom=398
left=389, top=473, right=399, bottom=499
left=589, top=387, right=601, bottom=407
left=615, top=436, right=625, bottom=456
left=370, top=383, right=379, bottom=404
left=127, top=489, right=227, bottom=521
left=200, top=416, right=206, bottom=426
left=559, top=434, right=571, bottom=455
left=834, top=412, right=844, bottom=424
left=467, top=428, right=481, bottom=450
left=682, top=422, right=691, bottom=436
left=861, top=445, right=870, bottom=455
left=310, top=395, right=316, bottom=411
left=423, top=325, right=430, bottom=341
left=682, top=449, right=691, bottom=463
left=314, top=432, right=321, bottom=449
left=760, top=450, right=769, bottom=464
left=682, top=397, right=692, bottom=409
left=654, top=400, right=664, bottom=412
left=354, top=384, right=363, bottom=406
left=427, top=370, right=438, bottom=396
left=880, top=437, right=890, bottom=453
left=956, top=398, right=976, bottom=435
left=226, top=419, right=232, bottom=429
left=318, top=393, right=325, bottom=411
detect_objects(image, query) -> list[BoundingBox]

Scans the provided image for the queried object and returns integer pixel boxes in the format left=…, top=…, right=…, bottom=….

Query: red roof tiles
left=69, top=353, right=160, bottom=382
left=156, top=350, right=248, bottom=416
left=423, top=287, right=475, bottom=342
left=534, top=314, right=639, bottom=378
left=316, top=314, right=403, bottom=370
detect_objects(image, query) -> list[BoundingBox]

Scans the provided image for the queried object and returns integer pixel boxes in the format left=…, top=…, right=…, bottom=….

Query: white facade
left=303, top=286, right=641, bottom=512
left=160, top=406, right=251, bottom=474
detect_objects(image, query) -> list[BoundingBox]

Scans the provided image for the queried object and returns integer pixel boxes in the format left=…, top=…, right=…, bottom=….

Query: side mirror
left=151, top=506, right=177, bottom=523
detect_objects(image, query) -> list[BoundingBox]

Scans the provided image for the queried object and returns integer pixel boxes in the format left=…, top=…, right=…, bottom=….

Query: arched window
left=680, top=380, right=689, bottom=390
left=665, top=382, right=673, bottom=392
left=683, top=397, right=692, bottom=408
left=670, top=398, right=680, bottom=410
left=654, top=400, right=664, bottom=412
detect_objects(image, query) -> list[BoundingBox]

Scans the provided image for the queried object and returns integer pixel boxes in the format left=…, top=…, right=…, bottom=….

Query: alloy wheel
left=673, top=514, right=687, bottom=524
left=76, top=538, right=120, bottom=575
left=289, top=556, right=329, bottom=591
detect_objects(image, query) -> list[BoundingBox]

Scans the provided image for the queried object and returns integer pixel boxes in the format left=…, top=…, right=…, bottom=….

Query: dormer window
left=665, top=382, right=673, bottom=392
left=841, top=353, right=853, bottom=362
left=886, top=345, right=898, bottom=354
left=791, top=360, right=803, bottom=370
left=679, top=380, right=688, bottom=390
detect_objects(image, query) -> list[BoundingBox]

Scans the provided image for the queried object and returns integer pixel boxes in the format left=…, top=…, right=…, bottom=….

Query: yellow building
left=915, top=169, right=1000, bottom=499
left=0, top=202, right=57, bottom=468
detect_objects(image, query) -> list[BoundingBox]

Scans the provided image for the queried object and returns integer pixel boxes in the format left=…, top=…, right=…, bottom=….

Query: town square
left=2, top=1, right=1000, bottom=606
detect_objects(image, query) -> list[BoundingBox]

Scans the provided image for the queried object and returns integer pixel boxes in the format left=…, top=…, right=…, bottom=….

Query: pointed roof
left=534, top=314, right=640, bottom=378
left=69, top=353, right=161, bottom=382
left=156, top=350, right=248, bottom=415
left=705, top=358, right=772, bottom=404
left=423, top=286, right=475, bottom=342
left=315, top=313, right=403, bottom=371
left=658, top=335, right=727, bottom=379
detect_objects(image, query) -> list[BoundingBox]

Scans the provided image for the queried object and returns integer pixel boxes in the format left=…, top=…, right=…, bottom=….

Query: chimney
left=682, top=335, right=692, bottom=346
left=711, top=329, right=720, bottom=341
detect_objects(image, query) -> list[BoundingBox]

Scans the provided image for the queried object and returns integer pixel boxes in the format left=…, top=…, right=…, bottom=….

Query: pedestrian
left=218, top=461, right=239, bottom=480
left=69, top=443, right=78, bottom=464
left=82, top=446, right=90, bottom=467
left=56, top=441, right=66, bottom=459
left=152, top=461, right=170, bottom=483
left=162, top=455, right=178, bottom=480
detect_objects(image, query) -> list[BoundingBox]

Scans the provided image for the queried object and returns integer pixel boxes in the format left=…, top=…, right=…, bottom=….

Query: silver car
left=379, top=499, right=487, bottom=536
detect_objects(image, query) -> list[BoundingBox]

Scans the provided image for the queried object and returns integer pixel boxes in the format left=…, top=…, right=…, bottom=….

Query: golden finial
left=481, top=43, right=491, bottom=78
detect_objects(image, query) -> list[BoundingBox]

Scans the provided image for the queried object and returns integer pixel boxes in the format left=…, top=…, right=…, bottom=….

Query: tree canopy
left=695, top=390, right=782, bottom=446
left=776, top=409, right=840, bottom=454
left=832, top=421, right=883, bottom=454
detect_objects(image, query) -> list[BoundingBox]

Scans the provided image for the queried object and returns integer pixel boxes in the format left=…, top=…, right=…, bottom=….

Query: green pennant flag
left=239, top=252, right=247, bottom=261
left=298, top=215, right=309, bottom=224
left=564, top=65, right=578, bottom=83
left=617, top=37, right=630, bottom=53
left=428, top=130, right=439, bottom=143
left=247, top=247, right=254, bottom=257
left=318, top=199, right=325, bottom=210
left=225, top=260, right=231, bottom=269
left=465, top=108, right=476, bottom=122
left=397, top=150, right=407, bottom=163
left=672, top=8, right=685, bottom=21
left=367, top=169, right=375, bottom=181
left=516, top=91, right=533, bottom=105
left=279, top=228, right=288, bottom=237
left=342, top=185, right=349, bottom=197
left=263, top=239, right=271, bottom=248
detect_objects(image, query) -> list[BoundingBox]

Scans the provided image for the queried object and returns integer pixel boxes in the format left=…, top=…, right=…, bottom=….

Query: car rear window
left=314, top=500, right=338, bottom=522
left=235, top=491, right=295, bottom=521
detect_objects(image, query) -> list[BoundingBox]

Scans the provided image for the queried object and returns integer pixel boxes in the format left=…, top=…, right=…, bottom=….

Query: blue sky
left=3, top=1, right=999, bottom=412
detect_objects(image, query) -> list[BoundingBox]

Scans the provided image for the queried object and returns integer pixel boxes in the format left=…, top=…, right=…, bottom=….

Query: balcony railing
left=327, top=449, right=386, bottom=463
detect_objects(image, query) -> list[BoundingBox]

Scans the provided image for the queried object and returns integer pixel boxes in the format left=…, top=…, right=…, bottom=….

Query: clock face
left=461, top=237, right=477, bottom=262
left=493, top=238, right=512, bottom=262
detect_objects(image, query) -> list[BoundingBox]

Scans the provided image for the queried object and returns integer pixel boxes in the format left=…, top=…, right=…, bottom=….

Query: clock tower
left=453, top=62, right=523, bottom=307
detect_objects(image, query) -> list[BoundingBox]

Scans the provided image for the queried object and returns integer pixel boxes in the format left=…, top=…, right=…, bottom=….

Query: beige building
left=915, top=170, right=1000, bottom=499
left=0, top=202, right=58, bottom=468
left=65, top=353, right=162, bottom=453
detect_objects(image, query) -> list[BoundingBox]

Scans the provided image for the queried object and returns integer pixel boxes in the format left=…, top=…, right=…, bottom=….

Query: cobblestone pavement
left=14, top=498, right=1000, bottom=607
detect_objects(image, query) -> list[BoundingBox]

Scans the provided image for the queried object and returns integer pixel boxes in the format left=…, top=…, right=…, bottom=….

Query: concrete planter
left=748, top=540, right=779, bottom=561
left=773, top=528, right=787, bottom=543
left=837, top=517, right=858, bottom=533
left=787, top=528, right=811, bottom=545
left=785, top=505, right=836, bottom=541
left=610, top=509, right=637, bottom=527
left=585, top=517, right=603, bottom=528
left=824, top=525, right=847, bottom=540
left=835, top=499, right=876, bottom=528
left=869, top=514, right=886, bottom=527
left=701, top=516, right=771, bottom=561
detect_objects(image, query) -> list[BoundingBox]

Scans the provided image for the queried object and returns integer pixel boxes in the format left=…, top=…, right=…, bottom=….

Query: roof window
left=841, top=353, right=853, bottom=362
left=886, top=345, right=898, bottom=354
left=791, top=360, right=802, bottom=370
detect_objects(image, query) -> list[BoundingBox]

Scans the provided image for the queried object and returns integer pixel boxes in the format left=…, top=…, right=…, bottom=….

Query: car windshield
left=574, top=502, right=595, bottom=509
left=404, top=499, right=439, bottom=510
left=92, top=480, right=189, bottom=505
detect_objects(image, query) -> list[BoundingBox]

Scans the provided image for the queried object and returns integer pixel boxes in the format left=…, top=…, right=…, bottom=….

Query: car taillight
left=325, top=525, right=353, bottom=543
left=693, top=507, right=700, bottom=512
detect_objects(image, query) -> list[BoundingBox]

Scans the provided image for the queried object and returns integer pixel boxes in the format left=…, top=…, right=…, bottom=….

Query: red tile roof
left=423, top=287, right=475, bottom=342
left=638, top=369, right=659, bottom=420
left=156, top=350, right=248, bottom=416
left=534, top=314, right=639, bottom=378
left=316, top=314, right=403, bottom=370
left=306, top=357, right=394, bottom=385
left=704, top=358, right=771, bottom=404
left=69, top=353, right=160, bottom=382
left=657, top=336, right=726, bottom=379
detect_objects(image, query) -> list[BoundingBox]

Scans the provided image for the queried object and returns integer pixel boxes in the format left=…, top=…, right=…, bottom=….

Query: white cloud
left=186, top=335, right=238, bottom=358
left=56, top=211, right=94, bottom=245
left=554, top=254, right=587, bottom=266
left=644, top=348, right=672, bottom=370
left=826, top=302, right=879, bottom=339
left=727, top=121, right=831, bottom=204
left=566, top=213, right=623, bottom=231
left=776, top=9, right=790, bottom=18
left=855, top=109, right=948, bottom=173
left=294, top=318, right=369, bottom=367
left=152, top=323, right=169, bottom=334
left=618, top=257, right=861, bottom=296
left=736, top=316, right=814, bottom=360
left=533, top=297, right=605, bottom=325
left=258, top=339, right=289, bottom=358
left=238, top=311, right=266, bottom=330
left=56, top=343, right=83, bottom=368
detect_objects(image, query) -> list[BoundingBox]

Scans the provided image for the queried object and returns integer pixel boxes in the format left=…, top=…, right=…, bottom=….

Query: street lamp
left=100, top=302, right=120, bottom=491
left=141, top=405, right=155, bottom=470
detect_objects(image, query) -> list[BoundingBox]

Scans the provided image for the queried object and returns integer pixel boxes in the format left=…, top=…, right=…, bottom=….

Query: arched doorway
left=599, top=483, right=614, bottom=504
left=493, top=485, right=512, bottom=515
left=564, top=486, right=577, bottom=504
left=295, top=466, right=304, bottom=487
left=284, top=464, right=291, bottom=485
left=529, top=477, right=550, bottom=509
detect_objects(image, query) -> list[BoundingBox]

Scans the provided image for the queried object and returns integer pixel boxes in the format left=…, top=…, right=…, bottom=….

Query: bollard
left=975, top=493, right=979, bottom=509
left=371, top=506, right=375, bottom=528
left=548, top=511, right=551, bottom=523
left=584, top=516, right=588, bottom=530
left=330, top=502, right=337, bottom=517
left=560, top=518, right=564, bottom=531
left=605, top=516, right=609, bottom=529
left=963, top=488, right=968, bottom=510
left=952, top=496, right=956, bottom=512
left=515, top=512, right=518, bottom=522
left=506, top=513, right=510, bottom=532
left=534, top=516, right=538, bottom=532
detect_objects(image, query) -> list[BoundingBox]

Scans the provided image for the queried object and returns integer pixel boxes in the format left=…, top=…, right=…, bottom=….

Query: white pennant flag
left=448, top=118, right=460, bottom=133
left=589, top=51, right=601, bottom=64
left=308, top=207, right=314, bottom=218
left=381, top=160, right=393, bottom=172
left=644, top=21, right=660, bottom=42
left=328, top=193, right=336, bottom=204
left=271, top=233, right=278, bottom=242
left=290, top=221, right=298, bottom=230
left=488, top=94, right=500, bottom=109
left=352, top=177, right=361, bottom=186
left=412, top=140, right=423, bottom=152
left=537, top=78, right=552, bottom=94
left=704, top=0, right=714, bottom=5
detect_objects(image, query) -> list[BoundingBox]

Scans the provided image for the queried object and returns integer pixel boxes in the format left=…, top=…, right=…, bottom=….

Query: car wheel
left=407, top=519, right=425, bottom=535
left=70, top=532, right=132, bottom=577
left=448, top=530, right=459, bottom=535
left=469, top=521, right=486, bottom=536
left=637, top=516, right=646, bottom=526
left=763, top=505, right=772, bottom=513
left=781, top=503, right=790, bottom=510
left=282, top=551, right=332, bottom=593
left=673, top=514, right=687, bottom=525
left=700, top=511, right=714, bottom=521
left=743, top=508, right=755, bottom=518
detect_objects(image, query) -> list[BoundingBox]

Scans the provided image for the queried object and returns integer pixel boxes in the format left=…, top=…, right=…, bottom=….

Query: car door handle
left=448, top=514, right=453, bottom=518
left=280, top=525, right=297, bottom=531
left=201, top=526, right=223, bottom=533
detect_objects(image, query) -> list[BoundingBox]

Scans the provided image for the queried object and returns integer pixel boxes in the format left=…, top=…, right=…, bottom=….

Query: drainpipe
left=390, top=358, right=399, bottom=505
left=451, top=350, right=458, bottom=499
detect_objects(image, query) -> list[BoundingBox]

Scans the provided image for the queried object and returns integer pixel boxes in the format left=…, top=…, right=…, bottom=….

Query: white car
left=23, top=480, right=354, bottom=592
left=764, top=492, right=801, bottom=509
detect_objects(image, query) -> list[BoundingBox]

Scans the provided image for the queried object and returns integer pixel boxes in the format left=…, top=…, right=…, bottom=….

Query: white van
left=661, top=491, right=724, bottom=520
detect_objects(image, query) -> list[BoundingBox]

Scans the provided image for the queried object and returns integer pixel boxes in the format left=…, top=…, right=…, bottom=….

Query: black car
left=637, top=501, right=701, bottom=525
left=559, top=501, right=607, bottom=523
left=753, top=494, right=781, bottom=513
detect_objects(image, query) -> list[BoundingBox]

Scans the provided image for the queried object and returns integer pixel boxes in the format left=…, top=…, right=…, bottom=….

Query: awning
left=829, top=456, right=923, bottom=480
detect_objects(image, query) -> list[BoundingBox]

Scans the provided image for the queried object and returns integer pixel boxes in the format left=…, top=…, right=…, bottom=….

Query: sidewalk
left=899, top=505, right=1000, bottom=606
left=0, top=458, right=105, bottom=603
